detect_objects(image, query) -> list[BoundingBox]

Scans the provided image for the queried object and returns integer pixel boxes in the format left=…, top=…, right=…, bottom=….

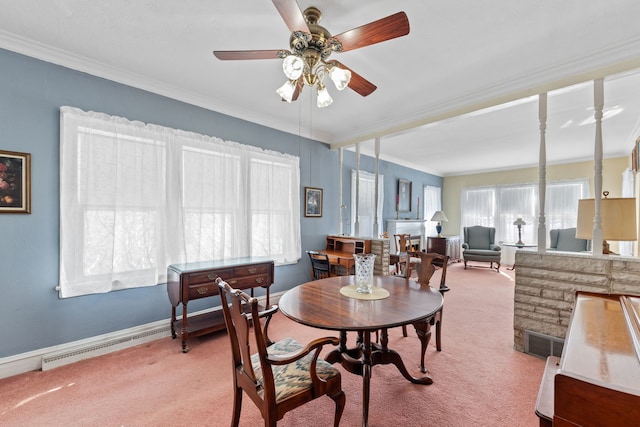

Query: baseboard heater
left=41, top=323, right=171, bottom=371
left=525, top=330, right=564, bottom=359
left=0, top=291, right=284, bottom=377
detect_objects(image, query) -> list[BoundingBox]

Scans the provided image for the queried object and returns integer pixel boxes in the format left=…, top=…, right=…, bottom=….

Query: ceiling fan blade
left=333, top=11, right=410, bottom=52
left=272, top=0, right=310, bottom=33
left=291, top=77, right=304, bottom=101
left=213, top=50, right=284, bottom=60
left=330, top=61, right=377, bottom=97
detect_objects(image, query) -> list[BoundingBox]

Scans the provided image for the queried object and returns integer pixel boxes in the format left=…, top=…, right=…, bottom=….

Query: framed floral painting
left=0, top=150, right=31, bottom=213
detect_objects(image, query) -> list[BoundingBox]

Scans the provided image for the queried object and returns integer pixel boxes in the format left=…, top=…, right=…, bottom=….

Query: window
left=60, top=107, right=300, bottom=298
left=351, top=170, right=384, bottom=237
left=461, top=179, right=589, bottom=245
left=423, top=185, right=442, bottom=236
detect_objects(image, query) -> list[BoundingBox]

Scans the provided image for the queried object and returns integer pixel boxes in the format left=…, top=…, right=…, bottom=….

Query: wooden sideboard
left=167, top=257, right=274, bottom=352
left=426, top=236, right=461, bottom=263
left=535, top=291, right=640, bottom=426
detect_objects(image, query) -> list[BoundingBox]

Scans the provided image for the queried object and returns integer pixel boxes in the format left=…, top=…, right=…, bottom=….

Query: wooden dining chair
left=216, top=278, right=346, bottom=427
left=402, top=252, right=450, bottom=373
left=393, top=234, right=420, bottom=276
left=306, top=250, right=332, bottom=280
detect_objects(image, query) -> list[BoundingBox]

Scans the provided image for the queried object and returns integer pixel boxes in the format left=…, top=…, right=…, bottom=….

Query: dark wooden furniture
left=320, top=235, right=371, bottom=275
left=426, top=235, right=461, bottom=263
left=392, top=233, right=421, bottom=276
left=167, top=257, right=273, bottom=353
left=217, top=279, right=345, bottom=427
left=399, top=252, right=450, bottom=371
left=535, top=291, right=640, bottom=426
left=306, top=250, right=331, bottom=280
left=279, top=275, right=443, bottom=427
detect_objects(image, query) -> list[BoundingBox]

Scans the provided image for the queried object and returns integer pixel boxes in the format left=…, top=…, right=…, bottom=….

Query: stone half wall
left=513, top=251, right=640, bottom=353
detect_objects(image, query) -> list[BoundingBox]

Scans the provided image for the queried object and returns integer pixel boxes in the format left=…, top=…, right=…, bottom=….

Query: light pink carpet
left=0, top=263, right=544, bottom=426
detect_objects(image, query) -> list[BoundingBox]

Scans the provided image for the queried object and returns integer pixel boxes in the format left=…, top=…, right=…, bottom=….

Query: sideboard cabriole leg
left=170, top=305, right=177, bottom=339
left=181, top=303, right=189, bottom=353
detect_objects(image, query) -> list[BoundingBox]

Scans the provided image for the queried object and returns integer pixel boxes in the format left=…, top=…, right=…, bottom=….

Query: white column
left=374, top=138, right=380, bottom=237
left=538, top=93, right=547, bottom=252
left=592, top=78, right=604, bottom=254
left=354, top=142, right=360, bottom=236
left=338, top=147, right=344, bottom=235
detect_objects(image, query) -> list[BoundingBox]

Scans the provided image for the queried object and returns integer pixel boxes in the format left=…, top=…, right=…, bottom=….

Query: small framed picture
left=0, top=150, right=31, bottom=214
left=304, top=187, right=323, bottom=217
left=397, top=179, right=412, bottom=212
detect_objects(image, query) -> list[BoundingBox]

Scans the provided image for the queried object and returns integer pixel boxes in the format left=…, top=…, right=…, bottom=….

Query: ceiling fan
left=213, top=0, right=410, bottom=107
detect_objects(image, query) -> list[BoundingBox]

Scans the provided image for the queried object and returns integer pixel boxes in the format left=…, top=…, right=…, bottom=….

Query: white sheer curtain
left=423, top=185, right=441, bottom=236
left=60, top=107, right=300, bottom=298
left=461, top=179, right=589, bottom=244
left=351, top=170, right=383, bottom=237
left=620, top=168, right=635, bottom=256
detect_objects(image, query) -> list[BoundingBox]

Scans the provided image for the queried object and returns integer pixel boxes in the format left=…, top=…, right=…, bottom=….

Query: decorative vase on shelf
left=354, top=253, right=376, bottom=294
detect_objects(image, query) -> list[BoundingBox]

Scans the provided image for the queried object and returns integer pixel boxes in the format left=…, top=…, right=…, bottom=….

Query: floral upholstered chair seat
left=250, top=337, right=341, bottom=403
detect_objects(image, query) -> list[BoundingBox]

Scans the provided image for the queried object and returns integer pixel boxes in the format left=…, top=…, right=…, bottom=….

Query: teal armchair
left=549, top=227, right=590, bottom=252
left=462, top=226, right=502, bottom=272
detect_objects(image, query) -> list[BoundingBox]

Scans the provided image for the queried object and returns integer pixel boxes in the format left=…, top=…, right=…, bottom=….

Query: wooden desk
left=167, top=257, right=273, bottom=353
left=535, top=292, right=640, bottom=426
left=279, top=275, right=443, bottom=427
left=318, top=249, right=356, bottom=275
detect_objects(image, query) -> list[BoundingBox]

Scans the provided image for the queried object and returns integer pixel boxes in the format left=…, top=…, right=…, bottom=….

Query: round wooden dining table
left=278, top=275, right=444, bottom=427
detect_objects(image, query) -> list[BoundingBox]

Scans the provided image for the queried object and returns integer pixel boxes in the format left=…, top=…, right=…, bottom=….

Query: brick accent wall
left=513, top=251, right=640, bottom=352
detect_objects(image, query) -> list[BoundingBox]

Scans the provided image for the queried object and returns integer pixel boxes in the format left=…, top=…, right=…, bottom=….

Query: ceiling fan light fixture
left=276, top=80, right=296, bottom=102
left=282, top=55, right=304, bottom=80
left=316, top=83, right=333, bottom=108
left=329, top=66, right=351, bottom=91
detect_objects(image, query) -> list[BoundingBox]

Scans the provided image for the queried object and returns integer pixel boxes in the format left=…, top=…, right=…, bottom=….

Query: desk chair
left=307, top=250, right=332, bottom=280
left=402, top=252, right=450, bottom=373
left=217, top=278, right=345, bottom=427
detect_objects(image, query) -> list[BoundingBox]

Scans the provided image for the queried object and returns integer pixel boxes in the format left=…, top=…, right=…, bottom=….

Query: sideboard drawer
left=187, top=282, right=218, bottom=299
left=186, top=268, right=233, bottom=285
left=226, top=273, right=271, bottom=289
left=233, top=263, right=270, bottom=277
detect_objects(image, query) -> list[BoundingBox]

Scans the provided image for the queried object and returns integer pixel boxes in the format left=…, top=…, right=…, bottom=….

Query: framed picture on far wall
left=304, top=187, right=323, bottom=217
left=0, top=150, right=31, bottom=214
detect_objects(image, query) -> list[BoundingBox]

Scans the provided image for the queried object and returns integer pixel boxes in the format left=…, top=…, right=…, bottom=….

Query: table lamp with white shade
left=576, top=192, right=637, bottom=254
left=430, top=210, right=448, bottom=237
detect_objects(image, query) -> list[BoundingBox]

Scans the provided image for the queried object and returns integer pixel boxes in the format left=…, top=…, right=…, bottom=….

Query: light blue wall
left=0, top=48, right=441, bottom=358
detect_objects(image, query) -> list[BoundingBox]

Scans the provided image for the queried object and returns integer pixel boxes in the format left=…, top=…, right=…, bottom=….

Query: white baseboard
left=0, top=290, right=285, bottom=380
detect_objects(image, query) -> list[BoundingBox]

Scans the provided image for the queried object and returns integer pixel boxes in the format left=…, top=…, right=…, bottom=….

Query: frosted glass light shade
left=329, top=66, right=351, bottom=91
left=276, top=80, right=296, bottom=103
left=282, top=55, right=304, bottom=80
left=316, top=85, right=333, bottom=108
